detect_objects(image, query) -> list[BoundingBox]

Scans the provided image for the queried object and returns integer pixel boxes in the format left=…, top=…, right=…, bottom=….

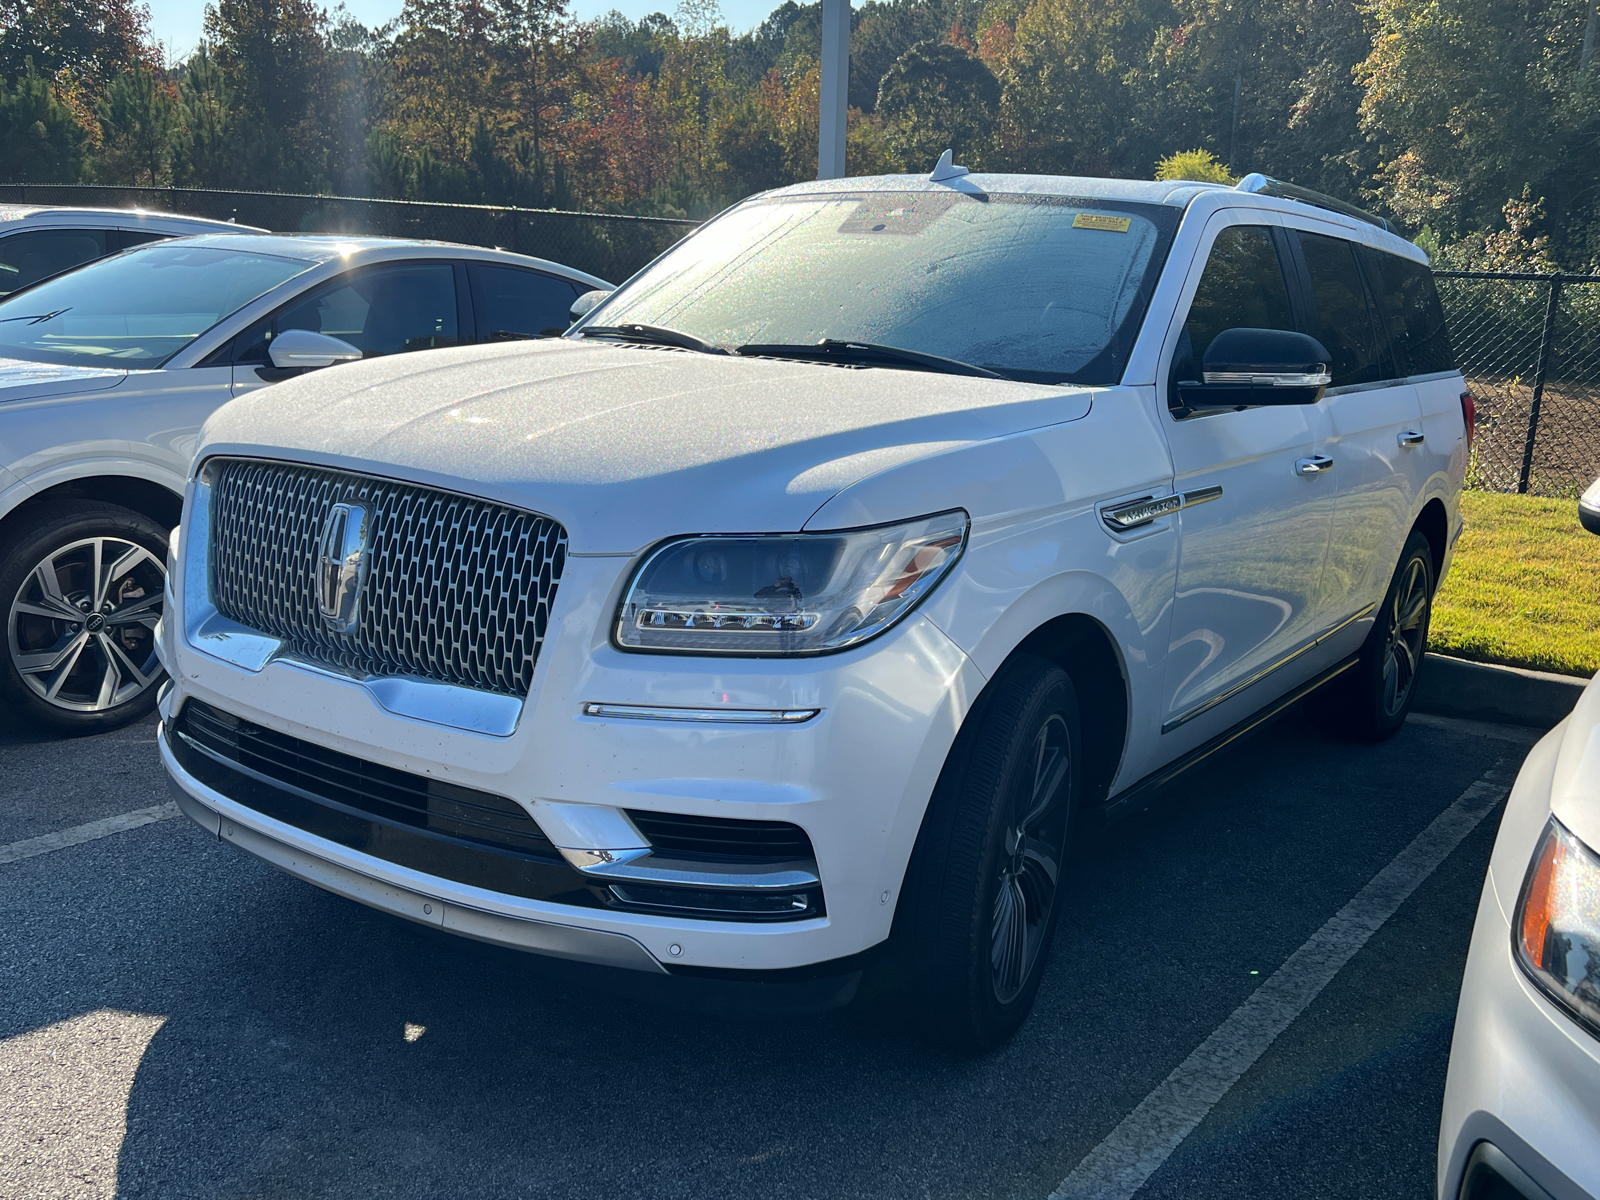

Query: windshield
left=0, top=244, right=315, bottom=368
left=579, top=190, right=1180, bottom=384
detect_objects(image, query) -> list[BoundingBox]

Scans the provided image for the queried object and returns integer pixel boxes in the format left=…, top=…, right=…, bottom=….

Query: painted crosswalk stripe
left=1049, top=763, right=1514, bottom=1200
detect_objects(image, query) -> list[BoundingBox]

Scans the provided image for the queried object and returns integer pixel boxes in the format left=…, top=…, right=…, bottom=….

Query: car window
left=0, top=228, right=109, bottom=297
left=0, top=244, right=315, bottom=367
left=471, top=264, right=581, bottom=341
left=1172, top=225, right=1296, bottom=401
left=1368, top=250, right=1455, bottom=376
left=238, top=262, right=460, bottom=362
left=1296, top=232, right=1383, bottom=387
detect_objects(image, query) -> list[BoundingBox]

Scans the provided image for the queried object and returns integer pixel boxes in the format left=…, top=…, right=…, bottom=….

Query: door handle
left=1294, top=455, right=1334, bottom=476
left=1398, top=430, right=1425, bottom=447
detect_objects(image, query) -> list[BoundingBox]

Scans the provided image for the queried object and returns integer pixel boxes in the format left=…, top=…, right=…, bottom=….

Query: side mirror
left=1581, top=477, right=1600, bottom=535
left=1177, top=328, right=1332, bottom=410
left=569, top=289, right=612, bottom=324
left=268, top=328, right=363, bottom=370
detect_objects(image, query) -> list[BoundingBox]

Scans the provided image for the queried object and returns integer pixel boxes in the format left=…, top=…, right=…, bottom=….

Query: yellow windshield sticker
left=1073, top=213, right=1132, bottom=233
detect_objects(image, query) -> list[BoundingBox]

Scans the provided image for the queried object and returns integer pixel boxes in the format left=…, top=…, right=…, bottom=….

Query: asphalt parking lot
left=0, top=704, right=1540, bottom=1200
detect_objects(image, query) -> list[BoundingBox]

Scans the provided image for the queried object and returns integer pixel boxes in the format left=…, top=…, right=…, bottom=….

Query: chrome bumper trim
left=580, top=703, right=820, bottom=724
left=161, top=727, right=667, bottom=974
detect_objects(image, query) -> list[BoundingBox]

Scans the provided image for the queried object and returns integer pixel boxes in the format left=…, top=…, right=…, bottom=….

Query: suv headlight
left=615, top=511, right=968, bottom=655
left=1514, top=817, right=1600, bottom=1037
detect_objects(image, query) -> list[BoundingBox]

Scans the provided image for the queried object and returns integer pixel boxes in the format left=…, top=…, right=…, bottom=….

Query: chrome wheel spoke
left=1398, top=587, right=1428, bottom=631
left=12, top=598, right=80, bottom=622
left=105, top=591, right=163, bottom=627
left=991, top=876, right=1028, bottom=1001
left=92, top=641, right=121, bottom=709
left=15, top=630, right=89, bottom=677
left=99, top=632, right=154, bottom=692
left=27, top=562, right=78, bottom=617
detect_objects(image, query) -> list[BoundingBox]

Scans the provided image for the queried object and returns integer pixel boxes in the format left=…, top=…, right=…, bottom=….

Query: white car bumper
left=1438, top=728, right=1600, bottom=1200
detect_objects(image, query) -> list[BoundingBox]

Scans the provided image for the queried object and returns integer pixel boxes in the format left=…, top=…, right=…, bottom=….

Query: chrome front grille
left=207, top=458, right=566, bottom=698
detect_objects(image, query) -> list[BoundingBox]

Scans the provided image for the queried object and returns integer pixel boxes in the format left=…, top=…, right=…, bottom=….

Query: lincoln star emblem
left=316, top=502, right=371, bottom=633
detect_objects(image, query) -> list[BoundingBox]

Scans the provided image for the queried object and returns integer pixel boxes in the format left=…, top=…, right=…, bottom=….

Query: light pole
left=818, top=0, right=849, bottom=179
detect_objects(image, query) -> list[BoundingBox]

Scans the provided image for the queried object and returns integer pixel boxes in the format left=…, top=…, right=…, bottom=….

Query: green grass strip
left=1431, top=491, right=1600, bottom=677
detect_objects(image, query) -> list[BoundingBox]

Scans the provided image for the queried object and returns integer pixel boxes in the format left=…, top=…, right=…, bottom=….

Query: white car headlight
left=1514, top=817, right=1600, bottom=1037
left=615, top=511, right=968, bottom=655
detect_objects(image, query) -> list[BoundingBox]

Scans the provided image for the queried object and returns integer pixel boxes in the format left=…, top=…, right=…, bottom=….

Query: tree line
left=2, top=0, right=1597, bottom=268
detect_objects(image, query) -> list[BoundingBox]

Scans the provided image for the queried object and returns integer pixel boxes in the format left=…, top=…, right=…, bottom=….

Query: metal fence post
left=1519, top=276, right=1563, bottom=494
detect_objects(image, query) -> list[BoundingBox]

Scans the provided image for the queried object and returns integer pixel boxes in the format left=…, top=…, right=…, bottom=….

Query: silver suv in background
left=0, top=205, right=265, bottom=297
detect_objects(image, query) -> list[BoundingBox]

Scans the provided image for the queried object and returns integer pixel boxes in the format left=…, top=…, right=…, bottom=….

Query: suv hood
left=0, top=357, right=127, bottom=403
left=198, top=339, right=1094, bottom=553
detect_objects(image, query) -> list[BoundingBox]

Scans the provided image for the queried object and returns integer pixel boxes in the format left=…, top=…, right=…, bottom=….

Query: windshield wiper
left=736, top=339, right=1003, bottom=379
left=578, top=323, right=726, bottom=354
left=0, top=307, right=71, bottom=325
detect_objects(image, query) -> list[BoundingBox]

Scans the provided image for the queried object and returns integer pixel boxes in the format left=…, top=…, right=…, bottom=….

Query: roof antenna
left=928, top=149, right=969, bottom=183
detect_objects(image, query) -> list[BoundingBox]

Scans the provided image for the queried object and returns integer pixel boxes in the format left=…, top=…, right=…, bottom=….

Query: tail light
left=1460, top=391, right=1476, bottom=448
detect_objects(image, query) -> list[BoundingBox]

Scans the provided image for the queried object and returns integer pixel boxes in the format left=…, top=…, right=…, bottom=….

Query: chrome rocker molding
left=182, top=466, right=524, bottom=738
left=1104, top=653, right=1362, bottom=826
left=159, top=728, right=668, bottom=974
left=580, top=702, right=820, bottom=724
left=1161, top=602, right=1376, bottom=734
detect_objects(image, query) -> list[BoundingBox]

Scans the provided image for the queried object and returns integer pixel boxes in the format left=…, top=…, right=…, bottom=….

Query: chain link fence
left=1437, top=270, right=1600, bottom=497
left=0, top=183, right=700, bottom=286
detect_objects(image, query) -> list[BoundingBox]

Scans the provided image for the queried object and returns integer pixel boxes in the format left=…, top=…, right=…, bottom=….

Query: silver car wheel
left=7, top=536, right=166, bottom=713
left=990, top=712, right=1071, bottom=1005
left=1380, top=556, right=1430, bottom=719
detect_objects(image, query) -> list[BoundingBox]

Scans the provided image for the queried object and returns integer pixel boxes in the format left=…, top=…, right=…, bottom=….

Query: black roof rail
left=1235, top=173, right=1396, bottom=235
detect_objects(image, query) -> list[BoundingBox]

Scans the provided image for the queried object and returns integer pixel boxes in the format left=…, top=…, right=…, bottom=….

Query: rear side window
left=1296, top=232, right=1383, bottom=387
left=0, top=228, right=109, bottom=296
left=469, top=264, right=581, bottom=341
left=1368, top=250, right=1454, bottom=376
left=1173, top=225, right=1296, bottom=400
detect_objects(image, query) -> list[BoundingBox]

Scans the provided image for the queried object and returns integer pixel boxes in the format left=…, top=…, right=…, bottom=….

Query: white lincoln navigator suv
left=157, top=169, right=1468, bottom=1049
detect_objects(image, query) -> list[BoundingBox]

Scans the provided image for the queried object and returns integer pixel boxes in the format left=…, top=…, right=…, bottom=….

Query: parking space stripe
left=1048, top=763, right=1514, bottom=1200
left=0, top=802, right=180, bottom=866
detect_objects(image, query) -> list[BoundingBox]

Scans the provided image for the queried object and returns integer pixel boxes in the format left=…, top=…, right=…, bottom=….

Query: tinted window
left=1369, top=250, right=1454, bottom=375
left=0, top=244, right=314, bottom=367
left=472, top=265, right=580, bottom=340
left=0, top=228, right=108, bottom=296
left=1297, top=232, right=1383, bottom=387
left=585, top=191, right=1181, bottom=385
left=239, top=263, right=459, bottom=361
left=1173, top=225, right=1296, bottom=398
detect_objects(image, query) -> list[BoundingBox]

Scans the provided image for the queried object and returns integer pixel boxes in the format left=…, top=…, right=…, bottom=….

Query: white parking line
left=1049, top=762, right=1513, bottom=1200
left=0, top=802, right=180, bottom=866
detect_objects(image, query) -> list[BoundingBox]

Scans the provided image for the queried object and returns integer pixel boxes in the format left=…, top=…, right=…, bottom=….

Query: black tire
left=1313, top=529, right=1435, bottom=742
left=900, top=655, right=1081, bottom=1052
left=0, top=500, right=170, bottom=735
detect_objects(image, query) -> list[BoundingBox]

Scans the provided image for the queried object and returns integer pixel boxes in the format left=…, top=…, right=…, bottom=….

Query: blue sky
left=146, top=0, right=781, bottom=62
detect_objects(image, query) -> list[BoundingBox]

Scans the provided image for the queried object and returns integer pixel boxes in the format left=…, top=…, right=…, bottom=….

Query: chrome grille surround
left=207, top=458, right=566, bottom=699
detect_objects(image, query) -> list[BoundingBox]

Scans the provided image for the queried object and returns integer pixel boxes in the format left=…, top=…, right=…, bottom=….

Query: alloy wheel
left=7, top=536, right=166, bottom=713
left=1380, top=556, right=1429, bottom=719
left=990, top=712, right=1072, bottom=1004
